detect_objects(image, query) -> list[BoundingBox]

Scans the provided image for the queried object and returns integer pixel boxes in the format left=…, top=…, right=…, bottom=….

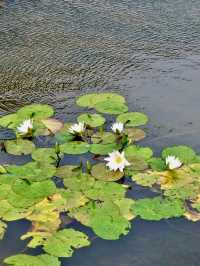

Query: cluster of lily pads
left=0, top=92, right=200, bottom=266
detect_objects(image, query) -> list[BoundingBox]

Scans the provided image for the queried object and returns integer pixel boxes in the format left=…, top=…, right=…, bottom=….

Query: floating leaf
left=43, top=229, right=90, bottom=257
left=60, top=141, right=90, bottom=155
left=63, top=173, right=95, bottom=192
left=0, top=165, right=7, bottom=174
left=94, top=100, right=128, bottom=115
left=4, top=139, right=35, bottom=156
left=60, top=189, right=89, bottom=210
left=0, top=220, right=7, bottom=240
left=125, top=128, right=146, bottom=142
left=132, top=197, right=185, bottom=221
left=148, top=157, right=166, bottom=171
left=17, top=104, right=54, bottom=120
left=91, top=132, right=116, bottom=144
left=162, top=145, right=197, bottom=165
left=114, top=198, right=135, bottom=220
left=77, top=113, right=105, bottom=127
left=125, top=145, right=153, bottom=160
left=90, top=143, right=119, bottom=155
left=56, top=165, right=81, bottom=179
left=41, top=118, right=64, bottom=134
left=4, top=254, right=61, bottom=266
left=6, top=162, right=56, bottom=182
left=76, top=93, right=125, bottom=108
left=117, top=112, right=148, bottom=127
left=32, top=148, right=58, bottom=164
left=84, top=181, right=126, bottom=201
left=91, top=163, right=123, bottom=181
left=0, top=113, right=19, bottom=129
left=132, top=172, right=159, bottom=187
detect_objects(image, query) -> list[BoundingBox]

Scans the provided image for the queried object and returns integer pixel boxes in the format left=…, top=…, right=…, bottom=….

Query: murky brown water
left=0, top=0, right=200, bottom=265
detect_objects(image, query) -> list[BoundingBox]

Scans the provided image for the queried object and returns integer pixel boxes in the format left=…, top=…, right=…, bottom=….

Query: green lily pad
left=125, top=145, right=153, bottom=160
left=76, top=93, right=125, bottom=108
left=132, top=172, right=159, bottom=187
left=6, top=162, right=56, bottom=182
left=0, top=113, right=19, bottom=129
left=17, top=104, right=54, bottom=120
left=148, top=157, right=167, bottom=171
left=60, top=141, right=90, bottom=155
left=4, top=139, right=35, bottom=156
left=55, top=165, right=82, bottom=179
left=117, top=112, right=148, bottom=127
left=132, top=197, right=185, bottom=221
left=94, top=100, right=128, bottom=115
left=84, top=181, right=126, bottom=201
left=91, top=163, right=123, bottom=181
left=4, top=254, right=61, bottom=266
left=43, top=229, right=90, bottom=257
left=114, top=198, right=135, bottom=220
left=32, top=148, right=58, bottom=164
left=77, top=113, right=105, bottom=127
left=91, top=132, right=116, bottom=144
left=63, top=173, right=95, bottom=192
left=60, top=189, right=89, bottom=210
left=0, top=220, right=7, bottom=240
left=90, top=143, right=119, bottom=155
left=162, top=145, right=197, bottom=165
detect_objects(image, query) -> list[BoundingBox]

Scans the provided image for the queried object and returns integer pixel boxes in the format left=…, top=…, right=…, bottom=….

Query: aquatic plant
left=0, top=92, right=200, bottom=265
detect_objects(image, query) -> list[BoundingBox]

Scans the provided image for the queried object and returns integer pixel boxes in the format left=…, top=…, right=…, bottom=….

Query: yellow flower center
left=115, top=156, right=123, bottom=164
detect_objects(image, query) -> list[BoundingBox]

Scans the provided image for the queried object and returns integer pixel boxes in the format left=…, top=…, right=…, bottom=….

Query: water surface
left=0, top=0, right=200, bottom=265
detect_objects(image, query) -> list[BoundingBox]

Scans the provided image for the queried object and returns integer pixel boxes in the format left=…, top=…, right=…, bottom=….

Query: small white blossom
left=17, top=119, right=33, bottom=135
left=69, top=122, right=85, bottom=135
left=111, top=122, right=124, bottom=134
left=104, top=150, right=130, bottom=172
left=166, top=155, right=182, bottom=170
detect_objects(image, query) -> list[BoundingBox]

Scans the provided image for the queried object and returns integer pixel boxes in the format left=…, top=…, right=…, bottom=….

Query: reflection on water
left=0, top=0, right=200, bottom=265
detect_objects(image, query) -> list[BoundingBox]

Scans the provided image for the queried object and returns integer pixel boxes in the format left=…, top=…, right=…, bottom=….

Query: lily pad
left=84, top=181, right=126, bottom=201
left=56, top=165, right=82, bottom=179
left=91, top=132, right=116, bottom=144
left=32, top=148, right=58, bottom=164
left=4, top=254, right=61, bottom=266
left=132, top=197, right=185, bottom=221
left=125, top=145, right=153, bottom=160
left=91, top=163, right=124, bottom=181
left=60, top=141, right=90, bottom=155
left=90, top=143, right=119, bottom=155
left=43, top=229, right=90, bottom=257
left=125, top=128, right=146, bottom=142
left=0, top=113, right=19, bottom=129
left=148, top=157, right=167, bottom=171
left=117, top=112, right=148, bottom=127
left=41, top=118, right=64, bottom=134
left=94, top=100, right=128, bottom=115
left=162, top=145, right=197, bottom=165
left=4, top=139, right=35, bottom=156
left=132, top=172, right=159, bottom=187
left=77, top=113, right=105, bottom=127
left=63, top=173, right=95, bottom=192
left=114, top=198, right=135, bottom=220
left=0, top=220, right=7, bottom=240
left=17, top=104, right=54, bottom=120
left=76, top=93, right=125, bottom=108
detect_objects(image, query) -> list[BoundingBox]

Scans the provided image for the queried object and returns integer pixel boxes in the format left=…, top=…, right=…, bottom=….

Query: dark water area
left=0, top=0, right=200, bottom=265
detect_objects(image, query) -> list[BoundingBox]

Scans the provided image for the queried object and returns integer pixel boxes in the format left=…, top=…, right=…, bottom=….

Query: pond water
left=0, top=0, right=200, bottom=265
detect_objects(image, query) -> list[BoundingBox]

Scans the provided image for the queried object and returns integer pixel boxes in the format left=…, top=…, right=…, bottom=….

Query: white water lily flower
left=69, top=122, right=85, bottom=135
left=104, top=150, right=130, bottom=172
left=111, top=122, right=124, bottom=134
left=166, top=155, right=182, bottom=170
left=17, top=119, right=33, bottom=135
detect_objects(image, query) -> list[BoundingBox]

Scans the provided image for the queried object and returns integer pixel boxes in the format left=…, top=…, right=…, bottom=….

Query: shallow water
left=0, top=0, right=200, bottom=265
